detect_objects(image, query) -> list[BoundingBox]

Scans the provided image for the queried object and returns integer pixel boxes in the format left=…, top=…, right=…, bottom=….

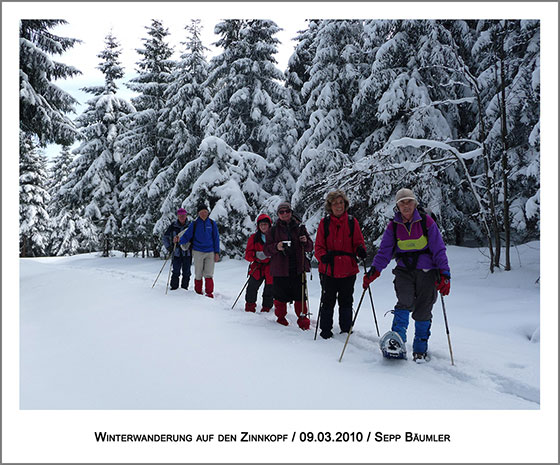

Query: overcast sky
left=51, top=16, right=308, bottom=105
left=43, top=14, right=307, bottom=158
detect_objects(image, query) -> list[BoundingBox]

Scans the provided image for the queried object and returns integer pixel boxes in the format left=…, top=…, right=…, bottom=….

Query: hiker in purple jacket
left=363, top=188, right=451, bottom=362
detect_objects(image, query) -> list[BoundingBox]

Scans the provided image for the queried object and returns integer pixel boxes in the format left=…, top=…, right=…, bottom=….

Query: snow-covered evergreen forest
left=19, top=19, right=540, bottom=270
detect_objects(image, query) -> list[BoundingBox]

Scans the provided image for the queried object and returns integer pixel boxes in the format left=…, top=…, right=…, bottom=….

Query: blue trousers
left=170, top=254, right=192, bottom=289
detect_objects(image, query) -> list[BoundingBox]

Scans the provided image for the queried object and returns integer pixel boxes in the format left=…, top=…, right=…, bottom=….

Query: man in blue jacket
left=179, top=204, right=220, bottom=298
left=162, top=208, right=192, bottom=290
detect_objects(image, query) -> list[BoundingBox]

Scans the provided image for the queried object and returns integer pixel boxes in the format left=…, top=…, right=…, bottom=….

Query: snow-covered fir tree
left=291, top=19, right=364, bottom=225
left=171, top=137, right=271, bottom=257
left=284, top=20, right=322, bottom=137
left=19, top=20, right=81, bottom=146
left=19, top=132, right=51, bottom=257
left=202, top=20, right=286, bottom=155
left=116, top=19, right=174, bottom=257
left=64, top=32, right=135, bottom=256
left=153, top=20, right=210, bottom=239
left=47, top=145, right=78, bottom=255
left=262, top=103, right=299, bottom=201
left=471, top=20, right=540, bottom=245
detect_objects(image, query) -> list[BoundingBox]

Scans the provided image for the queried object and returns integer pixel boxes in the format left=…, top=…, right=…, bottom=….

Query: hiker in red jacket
left=243, top=214, right=273, bottom=313
left=314, top=190, right=366, bottom=339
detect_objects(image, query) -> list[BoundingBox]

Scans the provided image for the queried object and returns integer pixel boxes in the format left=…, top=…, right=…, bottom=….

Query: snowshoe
left=379, top=331, right=407, bottom=360
left=413, top=352, right=429, bottom=364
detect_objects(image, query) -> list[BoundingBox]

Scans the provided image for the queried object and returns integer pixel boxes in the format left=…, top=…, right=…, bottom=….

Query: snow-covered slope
left=20, top=243, right=540, bottom=410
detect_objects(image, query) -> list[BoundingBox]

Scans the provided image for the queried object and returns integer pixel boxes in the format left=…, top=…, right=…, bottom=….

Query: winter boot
left=294, top=301, right=310, bottom=330
left=170, top=274, right=180, bottom=290
left=260, top=306, right=271, bottom=313
left=194, top=279, right=203, bottom=295
left=181, top=277, right=190, bottom=290
left=274, top=300, right=289, bottom=326
left=320, top=329, right=333, bottom=339
left=205, top=277, right=214, bottom=298
left=245, top=302, right=257, bottom=313
left=391, top=309, right=410, bottom=343
left=413, top=352, right=428, bottom=363
left=413, top=320, right=431, bottom=355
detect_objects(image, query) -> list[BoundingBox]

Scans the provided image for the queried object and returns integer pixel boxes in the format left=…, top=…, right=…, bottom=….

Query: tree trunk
left=499, top=29, right=512, bottom=271
left=21, top=236, right=27, bottom=258
left=472, top=85, right=497, bottom=273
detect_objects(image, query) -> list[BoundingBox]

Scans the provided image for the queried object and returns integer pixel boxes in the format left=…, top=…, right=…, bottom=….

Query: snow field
left=20, top=243, right=540, bottom=410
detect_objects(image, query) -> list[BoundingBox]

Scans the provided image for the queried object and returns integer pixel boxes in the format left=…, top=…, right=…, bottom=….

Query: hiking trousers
left=193, top=250, right=215, bottom=279
left=392, top=267, right=438, bottom=321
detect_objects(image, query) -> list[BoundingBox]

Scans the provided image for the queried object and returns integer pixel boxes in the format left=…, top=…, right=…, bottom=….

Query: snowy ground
left=20, top=242, right=540, bottom=410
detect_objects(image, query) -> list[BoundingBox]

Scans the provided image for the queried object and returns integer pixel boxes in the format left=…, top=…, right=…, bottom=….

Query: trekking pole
left=440, top=294, right=455, bottom=366
left=231, top=264, right=257, bottom=309
left=314, top=286, right=324, bottom=341
left=152, top=253, right=171, bottom=288
left=338, top=287, right=368, bottom=362
left=232, top=276, right=251, bottom=309
left=362, top=261, right=380, bottom=337
left=165, top=242, right=177, bottom=295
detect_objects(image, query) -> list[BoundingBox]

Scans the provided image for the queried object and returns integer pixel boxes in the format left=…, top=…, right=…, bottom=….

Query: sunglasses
left=278, top=209, right=291, bottom=214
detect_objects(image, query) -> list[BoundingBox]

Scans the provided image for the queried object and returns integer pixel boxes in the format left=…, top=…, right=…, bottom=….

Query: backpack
left=181, top=217, right=216, bottom=251
left=323, top=214, right=355, bottom=243
left=391, top=205, right=436, bottom=271
left=321, top=214, right=358, bottom=277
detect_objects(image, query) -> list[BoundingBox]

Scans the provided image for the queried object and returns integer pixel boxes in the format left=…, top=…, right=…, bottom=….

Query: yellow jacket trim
left=397, top=235, right=428, bottom=251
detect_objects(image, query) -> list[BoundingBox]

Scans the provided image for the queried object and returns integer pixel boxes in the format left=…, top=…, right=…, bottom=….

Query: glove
left=356, top=246, right=367, bottom=259
left=167, top=246, right=173, bottom=254
left=362, top=267, right=381, bottom=288
left=435, top=270, right=451, bottom=296
left=256, top=251, right=267, bottom=261
left=320, top=251, right=335, bottom=265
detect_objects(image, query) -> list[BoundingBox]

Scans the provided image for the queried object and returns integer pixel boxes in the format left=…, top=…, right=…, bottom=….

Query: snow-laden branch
left=390, top=136, right=495, bottom=258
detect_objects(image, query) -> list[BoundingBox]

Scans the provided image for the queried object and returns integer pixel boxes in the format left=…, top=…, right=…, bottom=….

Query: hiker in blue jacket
left=179, top=204, right=220, bottom=298
left=162, top=208, right=192, bottom=290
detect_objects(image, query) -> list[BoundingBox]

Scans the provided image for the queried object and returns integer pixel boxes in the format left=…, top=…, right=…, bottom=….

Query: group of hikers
left=163, top=188, right=451, bottom=362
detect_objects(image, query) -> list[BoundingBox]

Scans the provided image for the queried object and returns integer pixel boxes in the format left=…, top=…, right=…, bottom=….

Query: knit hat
left=177, top=208, right=187, bottom=216
left=256, top=213, right=272, bottom=225
left=197, top=204, right=209, bottom=213
left=277, top=201, right=292, bottom=213
left=395, top=188, right=417, bottom=205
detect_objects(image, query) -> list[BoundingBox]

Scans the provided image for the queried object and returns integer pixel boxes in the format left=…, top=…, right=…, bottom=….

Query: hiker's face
left=198, top=209, right=209, bottom=220
left=398, top=199, right=416, bottom=221
left=258, top=222, right=270, bottom=233
left=331, top=197, right=346, bottom=217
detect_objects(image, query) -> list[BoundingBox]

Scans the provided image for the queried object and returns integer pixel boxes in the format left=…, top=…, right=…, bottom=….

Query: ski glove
left=320, top=251, right=335, bottom=265
left=436, top=270, right=451, bottom=296
left=356, top=246, right=367, bottom=259
left=255, top=251, right=267, bottom=261
left=362, top=267, right=381, bottom=288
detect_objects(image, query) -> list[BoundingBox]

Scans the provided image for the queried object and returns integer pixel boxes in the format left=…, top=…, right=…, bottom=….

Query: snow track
left=20, top=244, right=540, bottom=409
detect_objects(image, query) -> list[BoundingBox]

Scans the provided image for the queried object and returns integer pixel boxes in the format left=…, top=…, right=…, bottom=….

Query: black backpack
left=391, top=205, right=436, bottom=271
left=321, top=214, right=358, bottom=277
left=323, top=214, right=356, bottom=243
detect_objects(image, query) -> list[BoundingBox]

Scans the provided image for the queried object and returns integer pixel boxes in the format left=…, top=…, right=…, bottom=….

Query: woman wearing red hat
left=243, top=214, right=274, bottom=313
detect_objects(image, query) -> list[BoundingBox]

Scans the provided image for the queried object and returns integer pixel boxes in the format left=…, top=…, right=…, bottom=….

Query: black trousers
left=245, top=276, right=273, bottom=308
left=319, top=274, right=356, bottom=333
left=392, top=267, right=438, bottom=321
